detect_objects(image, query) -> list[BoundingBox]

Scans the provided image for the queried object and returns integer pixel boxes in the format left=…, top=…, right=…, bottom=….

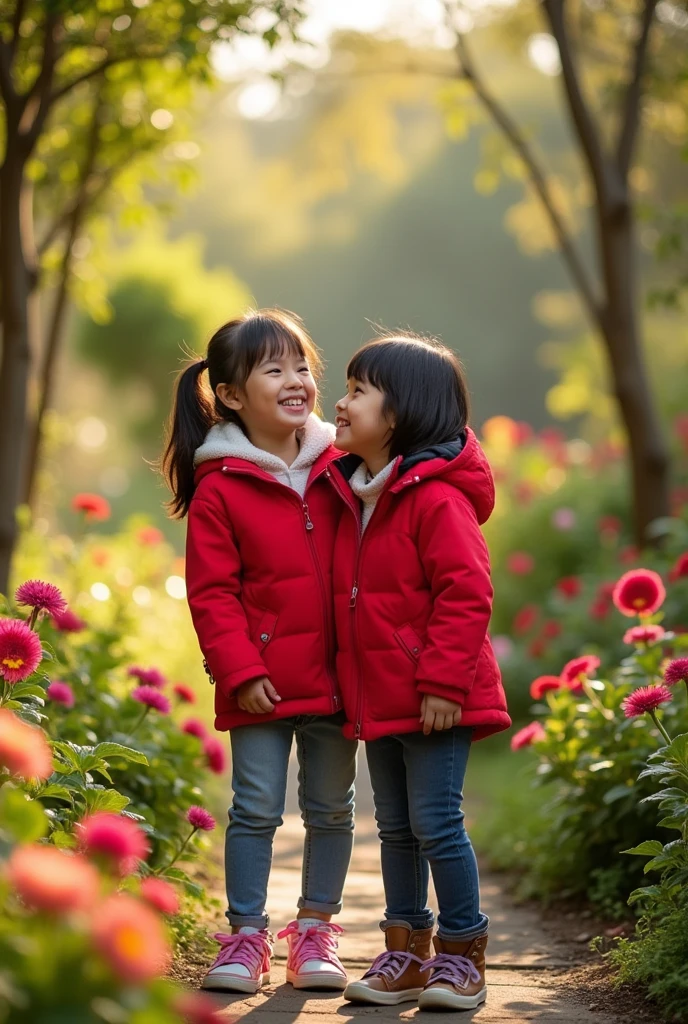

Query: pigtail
left=162, top=360, right=215, bottom=519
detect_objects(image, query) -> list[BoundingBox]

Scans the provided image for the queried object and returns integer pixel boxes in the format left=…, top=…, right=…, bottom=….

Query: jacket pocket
left=393, top=623, right=424, bottom=664
left=252, top=610, right=278, bottom=652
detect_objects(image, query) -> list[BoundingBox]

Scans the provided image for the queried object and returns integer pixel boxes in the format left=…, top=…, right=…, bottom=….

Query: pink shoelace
left=421, top=953, right=481, bottom=990
left=363, top=950, right=424, bottom=983
left=277, top=921, right=344, bottom=971
left=209, top=931, right=271, bottom=975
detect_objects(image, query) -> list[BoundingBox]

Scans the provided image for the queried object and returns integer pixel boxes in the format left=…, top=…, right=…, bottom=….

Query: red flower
left=542, top=619, right=562, bottom=639
left=136, top=526, right=164, bottom=546
left=561, top=655, right=600, bottom=692
left=512, top=604, right=539, bottom=635
left=623, top=625, right=665, bottom=646
left=622, top=685, right=672, bottom=718
left=131, top=686, right=171, bottom=714
left=8, top=845, right=99, bottom=915
left=15, top=580, right=67, bottom=618
left=510, top=722, right=546, bottom=751
left=0, top=618, right=43, bottom=683
left=528, top=638, right=547, bottom=659
left=186, top=806, right=216, bottom=832
left=128, top=666, right=166, bottom=689
left=507, top=552, right=534, bottom=576
left=181, top=718, right=207, bottom=740
left=46, top=681, right=75, bottom=708
left=174, top=992, right=221, bottom=1024
left=669, top=553, right=688, bottom=583
left=613, top=569, right=666, bottom=617
left=71, top=493, right=111, bottom=521
left=530, top=675, right=562, bottom=700
left=598, top=515, right=622, bottom=539
left=515, top=422, right=534, bottom=446
left=556, top=576, right=582, bottom=600
left=173, top=683, right=196, bottom=704
left=664, top=658, right=688, bottom=687
left=92, top=894, right=171, bottom=983
left=140, top=877, right=180, bottom=916
left=619, top=545, right=640, bottom=566
left=589, top=599, right=610, bottom=622
left=0, top=709, right=53, bottom=780
left=203, top=737, right=227, bottom=774
left=51, top=607, right=86, bottom=632
left=79, top=812, right=149, bottom=876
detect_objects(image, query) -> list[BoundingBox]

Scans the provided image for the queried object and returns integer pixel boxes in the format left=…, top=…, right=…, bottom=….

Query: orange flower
left=7, top=845, right=99, bottom=914
left=71, top=493, right=111, bottom=521
left=0, top=709, right=53, bottom=780
left=92, top=893, right=171, bottom=983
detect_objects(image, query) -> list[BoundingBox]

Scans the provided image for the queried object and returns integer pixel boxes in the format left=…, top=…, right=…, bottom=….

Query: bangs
left=235, top=312, right=322, bottom=383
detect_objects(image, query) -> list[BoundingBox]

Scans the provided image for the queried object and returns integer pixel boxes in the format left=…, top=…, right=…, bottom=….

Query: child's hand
left=237, top=677, right=282, bottom=713
left=419, top=695, right=462, bottom=735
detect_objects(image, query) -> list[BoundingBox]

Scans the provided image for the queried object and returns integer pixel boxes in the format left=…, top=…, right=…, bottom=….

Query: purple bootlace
left=209, top=931, right=271, bottom=974
left=363, top=950, right=424, bottom=983
left=421, top=953, right=481, bottom=989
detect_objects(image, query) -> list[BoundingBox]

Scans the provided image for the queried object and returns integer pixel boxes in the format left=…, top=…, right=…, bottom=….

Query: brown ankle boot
left=418, top=933, right=488, bottom=1011
left=344, top=924, right=434, bottom=1005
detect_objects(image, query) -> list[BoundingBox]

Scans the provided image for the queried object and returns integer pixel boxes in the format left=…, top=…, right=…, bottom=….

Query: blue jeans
left=225, top=712, right=357, bottom=929
left=365, top=726, right=489, bottom=941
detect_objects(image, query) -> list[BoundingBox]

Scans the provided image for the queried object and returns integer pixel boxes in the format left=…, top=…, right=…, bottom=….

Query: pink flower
left=46, top=681, right=75, bottom=708
left=552, top=507, right=576, bottom=531
left=15, top=580, right=67, bottom=619
left=623, top=625, right=665, bottom=646
left=556, top=576, right=582, bottom=600
left=128, top=666, right=166, bottom=689
left=92, top=894, right=171, bottom=983
left=622, top=685, right=672, bottom=718
left=561, top=655, right=600, bottom=693
left=669, top=553, right=688, bottom=583
left=174, top=992, right=221, bottom=1023
left=511, top=722, right=546, bottom=751
left=186, top=806, right=216, bottom=832
left=0, top=709, right=53, bottom=780
left=71, top=493, right=111, bottom=521
left=530, top=676, right=562, bottom=700
left=203, top=737, right=227, bottom=774
left=512, top=604, right=539, bottom=636
left=140, top=877, right=180, bottom=915
left=664, top=658, right=688, bottom=687
left=613, top=569, right=666, bottom=617
left=0, top=618, right=43, bottom=684
left=79, top=812, right=149, bottom=875
left=173, top=683, right=196, bottom=704
left=51, top=607, right=86, bottom=632
left=8, top=845, right=99, bottom=915
left=507, top=552, right=534, bottom=576
left=136, top=526, right=164, bottom=546
left=131, top=686, right=171, bottom=714
left=181, top=718, right=208, bottom=740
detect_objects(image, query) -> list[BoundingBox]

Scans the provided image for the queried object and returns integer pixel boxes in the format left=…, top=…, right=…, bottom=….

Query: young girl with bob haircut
left=330, top=334, right=510, bottom=1012
left=163, top=309, right=356, bottom=995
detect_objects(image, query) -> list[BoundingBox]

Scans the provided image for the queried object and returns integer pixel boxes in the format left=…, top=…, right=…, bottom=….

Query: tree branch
left=9, top=0, right=27, bottom=58
left=19, top=11, right=60, bottom=149
left=38, top=158, right=128, bottom=256
left=0, top=40, right=16, bottom=105
left=48, top=46, right=167, bottom=106
left=616, top=0, right=658, bottom=178
left=449, top=28, right=604, bottom=332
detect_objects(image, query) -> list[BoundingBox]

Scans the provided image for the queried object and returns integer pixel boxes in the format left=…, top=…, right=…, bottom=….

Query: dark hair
left=162, top=308, right=322, bottom=518
left=346, top=333, right=470, bottom=460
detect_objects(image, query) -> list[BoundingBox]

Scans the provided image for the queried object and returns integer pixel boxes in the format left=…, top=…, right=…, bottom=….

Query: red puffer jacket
left=185, top=447, right=343, bottom=731
left=330, top=429, right=511, bottom=742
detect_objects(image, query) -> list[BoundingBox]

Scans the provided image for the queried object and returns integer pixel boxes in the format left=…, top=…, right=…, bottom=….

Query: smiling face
left=216, top=348, right=316, bottom=441
left=335, top=378, right=394, bottom=473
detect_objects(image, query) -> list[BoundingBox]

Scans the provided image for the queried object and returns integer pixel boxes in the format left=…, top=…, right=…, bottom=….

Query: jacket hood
left=193, top=413, right=336, bottom=476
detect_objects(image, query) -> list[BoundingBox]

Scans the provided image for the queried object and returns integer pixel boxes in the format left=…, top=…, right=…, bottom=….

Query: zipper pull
left=354, top=721, right=361, bottom=739
left=303, top=503, right=314, bottom=530
left=349, top=583, right=358, bottom=608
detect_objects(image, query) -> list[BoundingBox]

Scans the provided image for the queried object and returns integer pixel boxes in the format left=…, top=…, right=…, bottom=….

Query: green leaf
left=52, top=830, right=78, bottom=849
left=83, top=788, right=130, bottom=814
left=92, top=742, right=149, bottom=766
left=622, top=840, right=664, bottom=857
left=603, top=785, right=633, bottom=804
left=0, top=787, right=49, bottom=842
left=38, top=783, right=73, bottom=803
left=628, top=885, right=661, bottom=905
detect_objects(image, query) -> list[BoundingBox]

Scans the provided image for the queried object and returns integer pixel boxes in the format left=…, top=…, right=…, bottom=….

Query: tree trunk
left=597, top=203, right=670, bottom=545
left=0, top=152, right=36, bottom=594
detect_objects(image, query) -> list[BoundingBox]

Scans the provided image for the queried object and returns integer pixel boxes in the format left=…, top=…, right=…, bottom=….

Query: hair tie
left=199, top=358, right=208, bottom=371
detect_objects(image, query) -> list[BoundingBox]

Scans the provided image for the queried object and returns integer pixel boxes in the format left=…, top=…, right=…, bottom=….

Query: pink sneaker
left=201, top=929, right=272, bottom=993
left=278, top=919, right=347, bottom=990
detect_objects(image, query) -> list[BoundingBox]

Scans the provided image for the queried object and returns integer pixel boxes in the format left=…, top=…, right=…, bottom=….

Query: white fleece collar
left=193, top=413, right=336, bottom=472
left=349, top=460, right=396, bottom=501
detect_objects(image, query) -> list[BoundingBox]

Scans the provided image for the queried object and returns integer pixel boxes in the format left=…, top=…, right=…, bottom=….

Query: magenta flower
left=664, top=658, right=688, bottom=689
left=181, top=718, right=207, bottom=740
left=46, top=681, right=75, bottom=709
left=613, top=569, right=666, bottom=618
left=623, top=624, right=665, bottom=646
left=0, top=618, right=43, bottom=684
left=79, top=812, right=149, bottom=876
left=186, top=806, right=216, bottom=832
left=128, top=666, right=166, bottom=689
left=203, top=737, right=227, bottom=775
left=560, top=655, right=600, bottom=693
left=15, top=580, right=67, bottom=626
left=131, top=686, right=171, bottom=714
left=51, top=608, right=86, bottom=633
left=510, top=722, right=546, bottom=751
left=622, top=685, right=672, bottom=717
left=173, top=683, right=196, bottom=704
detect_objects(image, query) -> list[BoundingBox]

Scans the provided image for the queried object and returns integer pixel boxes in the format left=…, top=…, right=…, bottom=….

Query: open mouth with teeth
left=335, top=416, right=350, bottom=428
left=279, top=397, right=306, bottom=408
